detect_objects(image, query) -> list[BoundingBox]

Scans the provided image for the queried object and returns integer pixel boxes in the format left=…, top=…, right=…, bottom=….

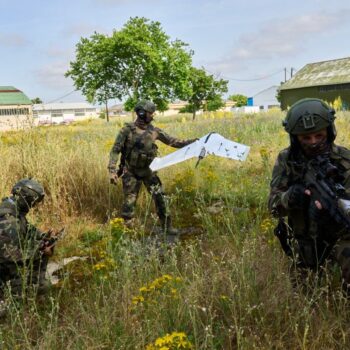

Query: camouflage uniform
left=109, top=119, right=195, bottom=227
left=0, top=180, right=48, bottom=298
left=269, top=98, right=350, bottom=286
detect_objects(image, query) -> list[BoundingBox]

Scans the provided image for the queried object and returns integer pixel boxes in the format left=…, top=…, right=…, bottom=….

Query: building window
left=0, top=108, right=29, bottom=116
left=74, top=109, right=85, bottom=116
left=51, top=110, right=63, bottom=118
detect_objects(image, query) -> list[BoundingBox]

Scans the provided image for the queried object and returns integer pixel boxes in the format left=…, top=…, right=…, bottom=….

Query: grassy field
left=1, top=110, right=350, bottom=349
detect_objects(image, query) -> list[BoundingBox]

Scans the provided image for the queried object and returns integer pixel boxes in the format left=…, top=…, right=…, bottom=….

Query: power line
left=219, top=69, right=285, bottom=82
left=46, top=89, right=77, bottom=104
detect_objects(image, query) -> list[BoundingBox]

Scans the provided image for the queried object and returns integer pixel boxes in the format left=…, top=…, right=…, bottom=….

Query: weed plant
left=1, top=111, right=350, bottom=349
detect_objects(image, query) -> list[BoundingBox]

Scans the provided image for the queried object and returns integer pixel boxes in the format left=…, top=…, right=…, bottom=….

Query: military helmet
left=134, top=100, right=156, bottom=114
left=11, top=178, right=45, bottom=208
left=283, top=98, right=336, bottom=140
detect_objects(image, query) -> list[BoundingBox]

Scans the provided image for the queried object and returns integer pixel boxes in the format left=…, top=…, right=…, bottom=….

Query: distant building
left=251, top=86, right=280, bottom=110
left=108, top=104, right=127, bottom=117
left=231, top=106, right=260, bottom=114
left=280, top=57, right=350, bottom=110
left=161, top=100, right=235, bottom=116
left=220, top=100, right=236, bottom=111
left=33, top=102, right=98, bottom=124
left=0, top=86, right=33, bottom=129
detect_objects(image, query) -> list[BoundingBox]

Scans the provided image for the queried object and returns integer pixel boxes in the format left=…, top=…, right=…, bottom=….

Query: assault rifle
left=303, top=155, right=350, bottom=235
left=39, top=228, right=65, bottom=252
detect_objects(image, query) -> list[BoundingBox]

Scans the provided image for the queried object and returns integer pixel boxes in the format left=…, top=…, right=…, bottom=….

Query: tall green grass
left=1, top=111, right=350, bottom=349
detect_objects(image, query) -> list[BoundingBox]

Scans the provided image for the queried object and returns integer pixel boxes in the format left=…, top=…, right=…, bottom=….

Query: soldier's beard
left=300, top=139, right=330, bottom=158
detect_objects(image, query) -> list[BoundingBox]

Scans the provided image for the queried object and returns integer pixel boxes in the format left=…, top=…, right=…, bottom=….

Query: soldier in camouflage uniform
left=269, top=98, right=350, bottom=288
left=0, top=179, right=53, bottom=307
left=108, top=100, right=196, bottom=239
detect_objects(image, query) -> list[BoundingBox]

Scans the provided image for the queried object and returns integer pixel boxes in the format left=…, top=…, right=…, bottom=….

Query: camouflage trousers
left=121, top=171, right=170, bottom=226
left=0, top=255, right=48, bottom=297
left=334, top=236, right=350, bottom=288
left=290, top=235, right=350, bottom=289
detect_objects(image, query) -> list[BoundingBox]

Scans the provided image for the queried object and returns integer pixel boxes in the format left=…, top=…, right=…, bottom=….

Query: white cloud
left=62, top=23, right=107, bottom=38
left=206, top=9, right=350, bottom=75
left=0, top=33, right=28, bottom=47
left=45, top=47, right=74, bottom=58
left=35, top=61, right=72, bottom=89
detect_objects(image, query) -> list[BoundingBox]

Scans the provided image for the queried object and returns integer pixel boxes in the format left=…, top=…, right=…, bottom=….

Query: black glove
left=287, top=184, right=308, bottom=209
left=308, top=201, right=323, bottom=222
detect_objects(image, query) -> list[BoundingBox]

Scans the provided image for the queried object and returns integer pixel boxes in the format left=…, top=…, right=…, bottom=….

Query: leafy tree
left=206, top=95, right=225, bottom=111
left=276, top=82, right=284, bottom=103
left=66, top=17, right=193, bottom=121
left=31, top=97, right=42, bottom=104
left=66, top=32, right=122, bottom=122
left=179, top=104, right=196, bottom=114
left=228, top=94, right=247, bottom=107
left=184, top=67, right=228, bottom=120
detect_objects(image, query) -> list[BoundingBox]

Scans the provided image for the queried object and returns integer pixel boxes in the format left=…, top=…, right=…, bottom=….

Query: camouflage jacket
left=268, top=144, right=350, bottom=239
left=108, top=122, right=195, bottom=176
left=0, top=197, right=42, bottom=263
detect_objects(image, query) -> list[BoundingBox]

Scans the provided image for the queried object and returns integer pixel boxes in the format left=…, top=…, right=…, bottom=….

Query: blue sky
left=1, top=0, right=349, bottom=104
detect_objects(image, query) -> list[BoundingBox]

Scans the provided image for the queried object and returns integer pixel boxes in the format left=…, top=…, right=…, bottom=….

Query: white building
left=250, top=86, right=280, bottom=111
left=33, top=102, right=99, bottom=125
left=231, top=106, right=260, bottom=114
left=0, top=86, right=33, bottom=130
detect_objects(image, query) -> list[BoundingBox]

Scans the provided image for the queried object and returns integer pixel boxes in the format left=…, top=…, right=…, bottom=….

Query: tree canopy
left=31, top=97, right=42, bottom=104
left=182, top=67, right=228, bottom=120
left=66, top=17, right=193, bottom=119
left=228, top=94, right=248, bottom=107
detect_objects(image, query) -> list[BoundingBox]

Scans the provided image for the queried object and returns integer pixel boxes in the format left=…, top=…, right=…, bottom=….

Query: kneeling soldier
left=0, top=179, right=54, bottom=311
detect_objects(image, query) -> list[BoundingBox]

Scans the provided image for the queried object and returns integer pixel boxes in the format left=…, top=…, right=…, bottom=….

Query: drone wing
left=202, top=132, right=250, bottom=161
left=150, top=132, right=250, bottom=171
left=150, top=140, right=202, bottom=171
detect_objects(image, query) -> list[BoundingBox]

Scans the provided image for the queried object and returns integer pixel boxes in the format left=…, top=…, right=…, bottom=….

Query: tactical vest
left=123, top=123, right=158, bottom=169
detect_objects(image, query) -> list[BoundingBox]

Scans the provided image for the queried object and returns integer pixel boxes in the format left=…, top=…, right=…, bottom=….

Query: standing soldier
left=0, top=179, right=54, bottom=315
left=268, top=98, right=350, bottom=289
left=108, top=100, right=196, bottom=241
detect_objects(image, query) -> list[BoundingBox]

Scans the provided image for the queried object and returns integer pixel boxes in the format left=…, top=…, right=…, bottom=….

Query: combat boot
left=160, top=217, right=180, bottom=244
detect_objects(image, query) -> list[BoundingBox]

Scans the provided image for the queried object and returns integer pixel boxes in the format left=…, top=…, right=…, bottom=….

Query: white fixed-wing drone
left=150, top=132, right=250, bottom=171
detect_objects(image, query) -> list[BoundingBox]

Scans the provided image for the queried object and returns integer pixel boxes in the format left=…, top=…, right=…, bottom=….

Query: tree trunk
left=192, top=110, right=196, bottom=121
left=105, top=100, right=109, bottom=122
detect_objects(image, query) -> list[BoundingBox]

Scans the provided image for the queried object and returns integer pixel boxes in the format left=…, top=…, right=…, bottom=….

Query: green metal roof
left=280, top=57, right=350, bottom=90
left=0, top=86, right=32, bottom=105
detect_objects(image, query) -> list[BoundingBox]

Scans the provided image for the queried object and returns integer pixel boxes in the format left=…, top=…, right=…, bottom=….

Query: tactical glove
left=287, top=184, right=308, bottom=209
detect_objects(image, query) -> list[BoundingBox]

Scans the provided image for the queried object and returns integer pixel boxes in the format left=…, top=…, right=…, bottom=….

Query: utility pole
left=284, top=67, right=287, bottom=82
